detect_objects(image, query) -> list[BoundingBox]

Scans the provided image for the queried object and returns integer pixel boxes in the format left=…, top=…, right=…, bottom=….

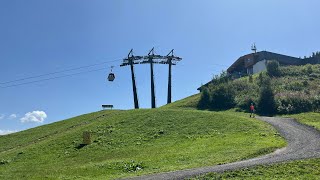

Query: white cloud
left=9, top=114, right=17, bottom=119
left=0, top=114, right=4, bottom=120
left=0, top=129, right=17, bottom=135
left=20, top=111, right=47, bottom=123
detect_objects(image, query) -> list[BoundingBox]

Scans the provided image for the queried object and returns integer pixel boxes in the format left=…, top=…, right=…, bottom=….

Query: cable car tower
left=120, top=49, right=141, bottom=109
left=140, top=48, right=162, bottom=108
left=162, top=49, right=182, bottom=104
left=120, top=48, right=182, bottom=109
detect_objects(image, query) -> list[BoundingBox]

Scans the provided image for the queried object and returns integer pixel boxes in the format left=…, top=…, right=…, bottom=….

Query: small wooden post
left=83, top=131, right=91, bottom=145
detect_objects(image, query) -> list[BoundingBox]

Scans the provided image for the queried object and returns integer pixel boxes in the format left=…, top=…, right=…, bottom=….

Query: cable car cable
left=0, top=67, right=106, bottom=89
left=0, top=58, right=122, bottom=85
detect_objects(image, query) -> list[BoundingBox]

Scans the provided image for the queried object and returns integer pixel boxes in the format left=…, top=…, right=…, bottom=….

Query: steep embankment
left=0, top=109, right=284, bottom=179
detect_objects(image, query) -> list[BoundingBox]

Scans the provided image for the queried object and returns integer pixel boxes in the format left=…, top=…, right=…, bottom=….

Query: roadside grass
left=191, top=158, right=320, bottom=180
left=287, top=112, right=320, bottom=131
left=0, top=109, right=285, bottom=179
left=192, top=112, right=320, bottom=180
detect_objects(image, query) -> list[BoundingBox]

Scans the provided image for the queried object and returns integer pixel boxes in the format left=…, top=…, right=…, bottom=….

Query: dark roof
left=198, top=51, right=303, bottom=91
left=227, top=51, right=302, bottom=73
left=257, top=51, right=301, bottom=65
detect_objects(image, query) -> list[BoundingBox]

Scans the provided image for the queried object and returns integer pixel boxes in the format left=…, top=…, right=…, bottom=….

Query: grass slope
left=288, top=112, right=320, bottom=131
left=161, top=94, right=200, bottom=110
left=0, top=109, right=285, bottom=179
left=195, top=112, right=320, bottom=179
left=192, top=158, right=320, bottom=179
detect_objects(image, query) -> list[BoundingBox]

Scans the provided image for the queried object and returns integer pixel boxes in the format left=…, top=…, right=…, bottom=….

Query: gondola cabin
left=108, top=73, right=115, bottom=81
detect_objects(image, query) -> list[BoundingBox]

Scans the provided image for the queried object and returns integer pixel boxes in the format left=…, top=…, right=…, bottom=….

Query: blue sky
left=0, top=0, right=319, bottom=134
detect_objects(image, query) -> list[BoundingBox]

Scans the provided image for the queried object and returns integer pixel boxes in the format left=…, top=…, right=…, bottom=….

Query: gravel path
left=125, top=117, right=320, bottom=180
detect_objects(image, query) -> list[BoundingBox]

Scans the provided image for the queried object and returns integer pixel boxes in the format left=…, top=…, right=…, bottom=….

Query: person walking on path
left=250, top=103, right=255, bottom=118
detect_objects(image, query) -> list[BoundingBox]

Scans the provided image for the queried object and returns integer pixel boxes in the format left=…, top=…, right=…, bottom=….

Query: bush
left=210, top=71, right=231, bottom=86
left=198, top=87, right=210, bottom=110
left=276, top=92, right=313, bottom=114
left=312, top=95, right=320, bottom=111
left=257, top=80, right=276, bottom=116
left=210, top=83, right=235, bottom=110
left=267, top=60, right=280, bottom=77
left=302, top=64, right=313, bottom=75
left=283, top=81, right=304, bottom=91
left=235, top=96, right=256, bottom=112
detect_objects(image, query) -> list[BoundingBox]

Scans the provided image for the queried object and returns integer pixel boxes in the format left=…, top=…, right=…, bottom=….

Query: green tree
left=257, top=72, right=269, bottom=87
left=267, top=60, right=280, bottom=77
left=198, top=87, right=210, bottom=110
left=210, top=83, right=235, bottom=110
left=257, top=78, right=276, bottom=116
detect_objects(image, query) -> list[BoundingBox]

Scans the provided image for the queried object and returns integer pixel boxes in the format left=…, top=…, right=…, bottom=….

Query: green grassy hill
left=3, top=64, right=320, bottom=179
left=195, top=111, right=320, bottom=180
left=0, top=108, right=285, bottom=179
left=161, top=93, right=200, bottom=110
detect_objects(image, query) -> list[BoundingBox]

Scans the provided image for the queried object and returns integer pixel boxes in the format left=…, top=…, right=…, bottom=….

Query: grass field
left=288, top=112, right=320, bottom=131
left=0, top=108, right=285, bottom=179
left=192, top=158, right=320, bottom=179
left=161, top=93, right=200, bottom=110
left=195, top=112, right=320, bottom=179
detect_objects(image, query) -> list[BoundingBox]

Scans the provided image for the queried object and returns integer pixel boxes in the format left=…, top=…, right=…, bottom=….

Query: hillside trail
left=125, top=116, right=320, bottom=180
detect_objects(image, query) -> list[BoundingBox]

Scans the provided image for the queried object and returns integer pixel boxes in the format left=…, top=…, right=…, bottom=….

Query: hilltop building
left=198, top=49, right=320, bottom=91
left=227, top=51, right=302, bottom=76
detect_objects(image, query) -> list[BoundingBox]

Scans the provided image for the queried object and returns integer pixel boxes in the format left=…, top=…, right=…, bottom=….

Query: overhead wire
left=0, top=58, right=122, bottom=85
left=0, top=67, right=107, bottom=89
left=0, top=57, right=124, bottom=88
left=0, top=50, right=230, bottom=89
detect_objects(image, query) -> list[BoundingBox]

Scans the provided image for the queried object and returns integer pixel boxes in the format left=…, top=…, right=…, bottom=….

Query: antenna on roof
left=251, top=43, right=257, bottom=54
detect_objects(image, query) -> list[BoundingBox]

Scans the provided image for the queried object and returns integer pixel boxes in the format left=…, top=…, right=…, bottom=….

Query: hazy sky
left=0, top=0, right=319, bottom=134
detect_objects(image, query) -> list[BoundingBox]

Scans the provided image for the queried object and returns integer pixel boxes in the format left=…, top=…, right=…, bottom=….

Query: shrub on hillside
left=198, top=87, right=210, bottom=110
left=257, top=78, right=276, bottom=116
left=210, top=71, right=231, bottom=86
left=283, top=81, right=305, bottom=91
left=257, top=73, right=272, bottom=87
left=235, top=96, right=256, bottom=112
left=280, top=64, right=320, bottom=77
left=302, top=64, right=313, bottom=75
left=267, top=60, right=281, bottom=77
left=233, top=80, right=259, bottom=111
left=210, top=83, right=235, bottom=110
left=312, top=95, right=320, bottom=112
left=276, top=92, right=313, bottom=114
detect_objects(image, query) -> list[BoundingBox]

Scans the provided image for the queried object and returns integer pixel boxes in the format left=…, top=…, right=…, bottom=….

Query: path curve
left=125, top=117, right=320, bottom=180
